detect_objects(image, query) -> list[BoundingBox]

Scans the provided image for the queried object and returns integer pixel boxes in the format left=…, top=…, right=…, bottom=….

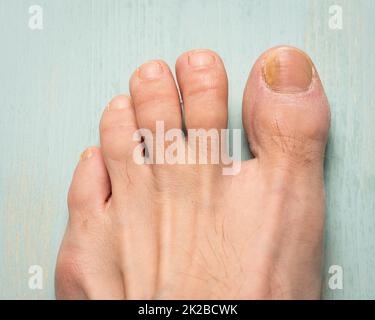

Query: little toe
left=68, top=147, right=111, bottom=215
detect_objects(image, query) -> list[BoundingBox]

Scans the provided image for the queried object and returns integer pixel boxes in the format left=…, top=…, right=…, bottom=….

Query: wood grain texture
left=0, top=0, right=374, bottom=299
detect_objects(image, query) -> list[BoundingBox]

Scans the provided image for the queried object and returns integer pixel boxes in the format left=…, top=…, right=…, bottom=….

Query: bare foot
left=56, top=46, right=330, bottom=299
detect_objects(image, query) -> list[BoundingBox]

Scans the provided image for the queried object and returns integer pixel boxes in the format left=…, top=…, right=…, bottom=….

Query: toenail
left=107, top=96, right=131, bottom=110
left=188, top=51, right=216, bottom=68
left=263, top=47, right=313, bottom=93
left=80, top=148, right=94, bottom=161
left=138, top=61, right=163, bottom=79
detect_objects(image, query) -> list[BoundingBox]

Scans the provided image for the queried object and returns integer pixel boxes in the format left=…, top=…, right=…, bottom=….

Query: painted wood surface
left=0, top=0, right=374, bottom=299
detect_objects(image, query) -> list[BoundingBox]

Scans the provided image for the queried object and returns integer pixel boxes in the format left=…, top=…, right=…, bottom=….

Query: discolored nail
left=188, top=51, right=216, bottom=68
left=138, top=61, right=163, bottom=80
left=80, top=148, right=94, bottom=161
left=263, top=47, right=313, bottom=93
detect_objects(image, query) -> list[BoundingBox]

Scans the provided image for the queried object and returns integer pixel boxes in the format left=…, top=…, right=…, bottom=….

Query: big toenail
left=80, top=148, right=94, bottom=161
left=263, top=47, right=313, bottom=93
left=138, top=61, right=163, bottom=79
left=188, top=51, right=215, bottom=68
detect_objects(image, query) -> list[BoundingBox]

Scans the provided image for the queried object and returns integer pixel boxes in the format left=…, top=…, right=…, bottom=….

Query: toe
left=130, top=60, right=182, bottom=133
left=100, top=95, right=139, bottom=162
left=242, top=46, right=330, bottom=167
left=176, top=49, right=228, bottom=130
left=68, top=147, right=111, bottom=214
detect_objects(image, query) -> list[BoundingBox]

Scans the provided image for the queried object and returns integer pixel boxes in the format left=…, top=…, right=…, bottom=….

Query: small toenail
left=138, top=61, right=163, bottom=79
left=263, top=47, right=313, bottom=93
left=107, top=96, right=131, bottom=110
left=80, top=148, right=94, bottom=161
left=188, top=51, right=216, bottom=68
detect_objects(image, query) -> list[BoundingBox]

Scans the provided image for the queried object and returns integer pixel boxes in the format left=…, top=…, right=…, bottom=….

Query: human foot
left=56, top=46, right=330, bottom=300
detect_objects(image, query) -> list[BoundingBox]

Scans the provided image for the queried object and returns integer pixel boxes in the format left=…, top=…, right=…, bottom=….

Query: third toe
left=130, top=60, right=182, bottom=133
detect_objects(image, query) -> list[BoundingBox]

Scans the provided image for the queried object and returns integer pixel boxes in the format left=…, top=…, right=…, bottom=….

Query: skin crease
left=55, top=46, right=330, bottom=300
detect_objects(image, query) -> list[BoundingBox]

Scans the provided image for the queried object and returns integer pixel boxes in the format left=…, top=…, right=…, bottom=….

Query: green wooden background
left=0, top=0, right=374, bottom=299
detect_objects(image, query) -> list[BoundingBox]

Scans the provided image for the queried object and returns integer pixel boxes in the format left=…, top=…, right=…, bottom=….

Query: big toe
left=242, top=46, right=330, bottom=168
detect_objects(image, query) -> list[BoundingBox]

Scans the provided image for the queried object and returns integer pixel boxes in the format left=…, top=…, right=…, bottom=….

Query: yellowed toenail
left=263, top=47, right=313, bottom=93
left=80, top=148, right=94, bottom=161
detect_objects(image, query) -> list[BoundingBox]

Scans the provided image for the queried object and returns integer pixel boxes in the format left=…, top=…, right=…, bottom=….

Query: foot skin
left=56, top=46, right=330, bottom=300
